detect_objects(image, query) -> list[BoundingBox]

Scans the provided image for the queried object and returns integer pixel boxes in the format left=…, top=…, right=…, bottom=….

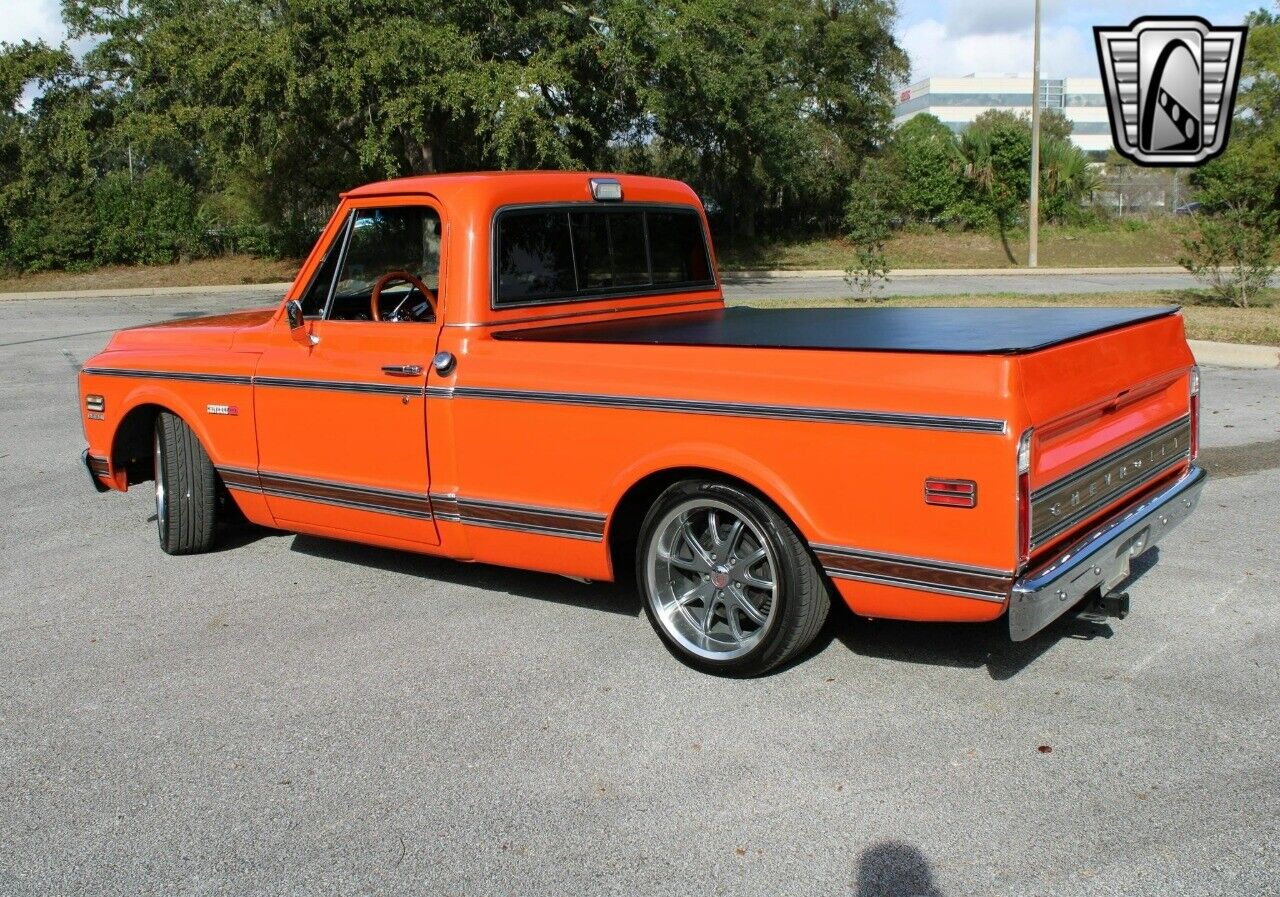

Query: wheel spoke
left=731, top=585, right=768, bottom=625
left=675, top=582, right=705, bottom=608
left=733, top=546, right=767, bottom=578
left=723, top=519, right=744, bottom=556
left=726, top=604, right=745, bottom=641
left=680, top=519, right=715, bottom=570
left=706, top=509, right=720, bottom=546
left=659, top=549, right=704, bottom=575
left=702, top=591, right=720, bottom=636
left=739, top=571, right=774, bottom=591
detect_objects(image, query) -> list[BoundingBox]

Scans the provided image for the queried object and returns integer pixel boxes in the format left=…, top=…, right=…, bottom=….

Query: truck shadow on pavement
left=803, top=548, right=1162, bottom=680
left=287, top=533, right=643, bottom=617
left=244, top=522, right=1161, bottom=678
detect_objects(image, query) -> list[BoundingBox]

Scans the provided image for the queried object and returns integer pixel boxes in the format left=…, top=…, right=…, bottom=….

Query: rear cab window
left=493, top=205, right=714, bottom=308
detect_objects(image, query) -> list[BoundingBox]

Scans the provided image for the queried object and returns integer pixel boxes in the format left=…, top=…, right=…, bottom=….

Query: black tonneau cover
left=496, top=306, right=1178, bottom=355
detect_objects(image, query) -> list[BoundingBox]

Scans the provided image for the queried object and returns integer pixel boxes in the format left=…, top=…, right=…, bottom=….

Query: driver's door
left=253, top=197, right=444, bottom=545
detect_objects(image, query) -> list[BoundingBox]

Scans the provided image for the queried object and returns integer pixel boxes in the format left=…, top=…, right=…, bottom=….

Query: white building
left=893, top=74, right=1112, bottom=154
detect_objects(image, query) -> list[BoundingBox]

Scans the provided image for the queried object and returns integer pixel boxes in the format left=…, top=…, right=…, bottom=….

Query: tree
left=1, top=0, right=909, bottom=270
left=960, top=109, right=1031, bottom=230
left=885, top=113, right=965, bottom=224
left=615, top=0, right=906, bottom=237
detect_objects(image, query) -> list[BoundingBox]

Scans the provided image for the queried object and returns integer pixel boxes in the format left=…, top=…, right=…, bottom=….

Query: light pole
left=1028, top=0, right=1042, bottom=267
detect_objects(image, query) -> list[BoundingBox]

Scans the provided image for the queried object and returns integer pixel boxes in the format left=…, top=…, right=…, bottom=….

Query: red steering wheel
left=370, top=270, right=437, bottom=322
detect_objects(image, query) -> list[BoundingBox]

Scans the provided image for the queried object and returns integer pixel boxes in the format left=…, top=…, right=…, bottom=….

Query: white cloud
left=898, top=0, right=1261, bottom=81
left=0, top=0, right=66, bottom=47
left=944, top=0, right=1063, bottom=38
left=902, top=17, right=1094, bottom=80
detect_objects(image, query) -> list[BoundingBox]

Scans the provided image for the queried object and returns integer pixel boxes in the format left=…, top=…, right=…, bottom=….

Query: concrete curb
left=0, top=282, right=292, bottom=301
left=0, top=267, right=1193, bottom=299
left=722, top=266, right=1188, bottom=280
left=1189, top=339, right=1280, bottom=369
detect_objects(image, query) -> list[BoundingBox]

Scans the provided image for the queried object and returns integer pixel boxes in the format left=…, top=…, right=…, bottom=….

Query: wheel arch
left=107, top=387, right=222, bottom=489
left=603, top=451, right=816, bottom=583
left=110, top=402, right=166, bottom=487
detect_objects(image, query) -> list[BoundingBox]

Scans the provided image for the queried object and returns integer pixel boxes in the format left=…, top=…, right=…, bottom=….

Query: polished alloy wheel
left=154, top=428, right=167, bottom=542
left=645, top=498, right=779, bottom=661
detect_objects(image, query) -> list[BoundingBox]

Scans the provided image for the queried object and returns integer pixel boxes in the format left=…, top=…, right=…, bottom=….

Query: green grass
left=716, top=219, right=1189, bottom=271
left=728, top=289, right=1280, bottom=347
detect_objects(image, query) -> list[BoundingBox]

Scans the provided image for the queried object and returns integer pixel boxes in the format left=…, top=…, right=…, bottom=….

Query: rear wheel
left=154, top=412, right=218, bottom=555
left=637, top=480, right=830, bottom=676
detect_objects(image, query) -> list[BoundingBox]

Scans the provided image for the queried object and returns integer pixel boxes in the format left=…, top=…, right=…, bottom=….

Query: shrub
left=91, top=167, right=206, bottom=266
left=1179, top=208, right=1279, bottom=308
left=842, top=158, right=898, bottom=298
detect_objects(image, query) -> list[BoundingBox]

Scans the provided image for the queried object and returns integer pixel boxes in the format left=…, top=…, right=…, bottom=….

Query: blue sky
left=898, top=0, right=1266, bottom=81
left=0, top=0, right=1269, bottom=81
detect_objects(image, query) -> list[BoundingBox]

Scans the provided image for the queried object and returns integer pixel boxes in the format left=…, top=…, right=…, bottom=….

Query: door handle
left=381, top=364, right=423, bottom=377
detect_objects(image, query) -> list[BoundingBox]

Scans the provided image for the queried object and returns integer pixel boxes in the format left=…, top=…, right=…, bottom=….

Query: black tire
left=154, top=411, right=218, bottom=555
left=636, top=479, right=830, bottom=676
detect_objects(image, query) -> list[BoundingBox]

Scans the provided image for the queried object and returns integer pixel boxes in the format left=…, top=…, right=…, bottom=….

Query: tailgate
left=1016, top=312, right=1197, bottom=557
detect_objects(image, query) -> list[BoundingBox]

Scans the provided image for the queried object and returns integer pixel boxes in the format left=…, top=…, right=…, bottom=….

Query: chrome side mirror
left=285, top=299, right=318, bottom=346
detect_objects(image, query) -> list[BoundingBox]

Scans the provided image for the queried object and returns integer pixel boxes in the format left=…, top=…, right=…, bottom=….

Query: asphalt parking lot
left=2, top=293, right=1277, bottom=896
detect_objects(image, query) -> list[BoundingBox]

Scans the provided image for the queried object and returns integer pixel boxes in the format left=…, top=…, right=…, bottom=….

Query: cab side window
left=327, top=206, right=442, bottom=322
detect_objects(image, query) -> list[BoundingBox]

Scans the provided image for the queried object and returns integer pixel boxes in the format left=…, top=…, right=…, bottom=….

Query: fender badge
left=206, top=404, right=239, bottom=416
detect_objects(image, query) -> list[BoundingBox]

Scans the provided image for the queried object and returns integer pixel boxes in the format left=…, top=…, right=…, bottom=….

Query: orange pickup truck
left=78, top=172, right=1205, bottom=675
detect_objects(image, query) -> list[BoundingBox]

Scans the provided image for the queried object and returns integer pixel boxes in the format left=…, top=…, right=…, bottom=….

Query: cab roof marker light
left=590, top=178, right=623, bottom=201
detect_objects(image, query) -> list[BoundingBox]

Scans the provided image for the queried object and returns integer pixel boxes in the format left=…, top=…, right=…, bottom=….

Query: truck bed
left=496, top=306, right=1178, bottom=355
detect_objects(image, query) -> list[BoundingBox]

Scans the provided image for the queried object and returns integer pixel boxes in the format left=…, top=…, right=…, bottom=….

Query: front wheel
left=154, top=411, right=219, bottom=555
left=637, top=480, right=830, bottom=676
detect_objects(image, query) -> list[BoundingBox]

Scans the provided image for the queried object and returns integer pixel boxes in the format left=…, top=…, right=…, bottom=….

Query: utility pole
left=1028, top=0, right=1042, bottom=267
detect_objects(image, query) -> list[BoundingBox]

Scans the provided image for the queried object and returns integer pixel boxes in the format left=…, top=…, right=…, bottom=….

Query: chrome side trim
left=1011, top=465, right=1206, bottom=641
left=810, top=543, right=1013, bottom=602
left=217, top=465, right=604, bottom=540
left=252, top=375, right=423, bottom=397
left=80, top=368, right=423, bottom=397
left=429, top=492, right=606, bottom=542
left=80, top=368, right=1003, bottom=434
left=217, top=466, right=434, bottom=520
left=81, top=367, right=253, bottom=386
left=429, top=385, right=1007, bottom=434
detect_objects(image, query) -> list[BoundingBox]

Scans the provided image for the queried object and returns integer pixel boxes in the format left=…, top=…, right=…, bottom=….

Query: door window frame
left=290, top=194, right=449, bottom=323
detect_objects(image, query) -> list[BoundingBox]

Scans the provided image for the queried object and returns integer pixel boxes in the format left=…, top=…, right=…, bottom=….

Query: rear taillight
left=1017, top=428, right=1034, bottom=566
left=1189, top=364, right=1201, bottom=460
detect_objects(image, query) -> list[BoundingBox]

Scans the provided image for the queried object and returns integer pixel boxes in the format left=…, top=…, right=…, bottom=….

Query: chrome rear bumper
left=1009, top=465, right=1206, bottom=641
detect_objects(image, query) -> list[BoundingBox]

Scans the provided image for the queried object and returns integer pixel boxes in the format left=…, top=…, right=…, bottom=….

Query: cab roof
left=342, top=170, right=703, bottom=210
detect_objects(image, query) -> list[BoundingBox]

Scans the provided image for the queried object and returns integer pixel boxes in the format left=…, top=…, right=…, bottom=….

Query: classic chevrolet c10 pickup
left=77, top=172, right=1205, bottom=675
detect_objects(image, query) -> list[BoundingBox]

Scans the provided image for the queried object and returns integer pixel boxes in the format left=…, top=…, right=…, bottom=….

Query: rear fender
left=603, top=442, right=817, bottom=549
